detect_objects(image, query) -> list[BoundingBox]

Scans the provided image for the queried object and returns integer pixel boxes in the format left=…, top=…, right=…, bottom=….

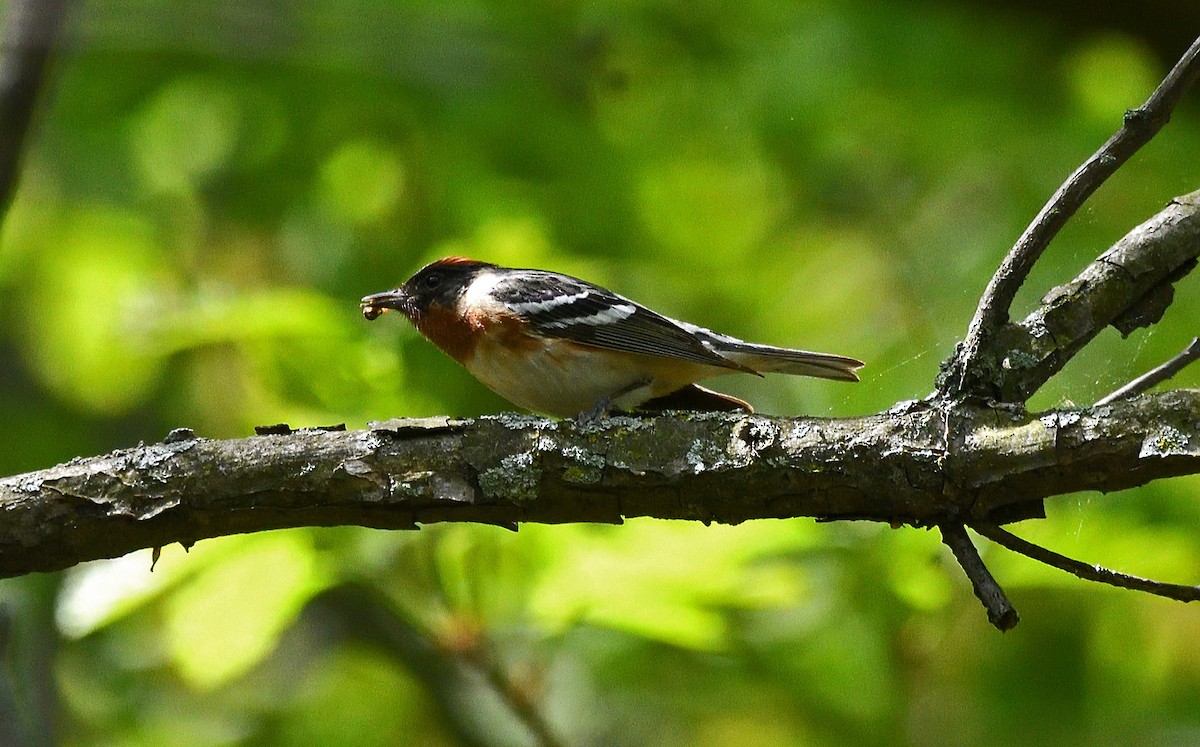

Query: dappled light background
left=2, top=1, right=1200, bottom=744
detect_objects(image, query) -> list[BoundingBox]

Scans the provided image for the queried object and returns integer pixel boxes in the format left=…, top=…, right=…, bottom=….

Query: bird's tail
left=719, top=343, right=863, bottom=382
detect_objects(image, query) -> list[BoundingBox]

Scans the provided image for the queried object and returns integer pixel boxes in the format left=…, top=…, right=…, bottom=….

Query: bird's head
left=361, top=257, right=495, bottom=322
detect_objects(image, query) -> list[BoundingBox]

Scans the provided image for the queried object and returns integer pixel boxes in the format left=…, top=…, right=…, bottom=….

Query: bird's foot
left=575, top=398, right=613, bottom=425
left=574, top=378, right=653, bottom=424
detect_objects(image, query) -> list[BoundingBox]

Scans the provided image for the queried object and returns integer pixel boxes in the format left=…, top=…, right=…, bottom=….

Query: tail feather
left=680, top=322, right=863, bottom=383
left=720, top=343, right=863, bottom=382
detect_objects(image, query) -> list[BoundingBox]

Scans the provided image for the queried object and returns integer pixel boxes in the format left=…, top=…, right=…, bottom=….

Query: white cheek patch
left=508, top=291, right=590, bottom=315
left=543, top=303, right=636, bottom=329
left=459, top=271, right=504, bottom=313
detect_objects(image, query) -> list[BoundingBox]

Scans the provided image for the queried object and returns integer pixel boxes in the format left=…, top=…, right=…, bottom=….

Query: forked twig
left=972, top=522, right=1200, bottom=602
left=1096, top=337, right=1200, bottom=406
left=948, top=35, right=1200, bottom=397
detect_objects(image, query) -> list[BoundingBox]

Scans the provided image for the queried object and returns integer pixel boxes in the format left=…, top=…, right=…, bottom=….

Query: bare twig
left=1096, top=337, right=1200, bottom=406
left=947, top=35, right=1200, bottom=398
left=0, top=0, right=72, bottom=220
left=972, top=523, right=1200, bottom=603
left=939, top=523, right=1019, bottom=631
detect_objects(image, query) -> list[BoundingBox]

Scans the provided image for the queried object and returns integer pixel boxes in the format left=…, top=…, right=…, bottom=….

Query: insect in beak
left=360, top=289, right=410, bottom=320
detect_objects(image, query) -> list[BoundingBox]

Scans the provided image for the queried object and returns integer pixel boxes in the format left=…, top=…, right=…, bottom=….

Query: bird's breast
left=463, top=335, right=715, bottom=417
left=414, top=303, right=536, bottom=364
left=414, top=303, right=722, bottom=416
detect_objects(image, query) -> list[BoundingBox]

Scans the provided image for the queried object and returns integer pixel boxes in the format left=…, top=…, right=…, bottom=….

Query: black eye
left=423, top=272, right=442, bottom=290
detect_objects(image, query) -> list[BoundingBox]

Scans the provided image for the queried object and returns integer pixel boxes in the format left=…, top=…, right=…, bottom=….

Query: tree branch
left=1096, top=337, right=1200, bottom=406
left=937, top=189, right=1200, bottom=401
left=971, top=523, right=1200, bottom=603
left=939, top=524, right=1018, bottom=631
left=2, top=391, right=1198, bottom=579
left=945, top=35, right=1200, bottom=399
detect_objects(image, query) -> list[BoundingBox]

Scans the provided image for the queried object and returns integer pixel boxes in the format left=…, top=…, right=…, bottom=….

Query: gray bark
left=2, top=390, right=1198, bottom=579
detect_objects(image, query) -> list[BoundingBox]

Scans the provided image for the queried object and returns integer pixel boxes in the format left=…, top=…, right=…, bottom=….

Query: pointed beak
left=360, top=288, right=411, bottom=321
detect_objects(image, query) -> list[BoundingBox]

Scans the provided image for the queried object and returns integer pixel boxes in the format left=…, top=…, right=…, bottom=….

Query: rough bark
left=939, top=190, right=1200, bottom=400
left=2, top=390, right=1198, bottom=579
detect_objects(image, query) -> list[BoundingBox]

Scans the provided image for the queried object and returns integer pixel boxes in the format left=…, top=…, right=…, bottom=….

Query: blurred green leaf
left=132, top=76, right=244, bottom=194
left=317, top=138, right=406, bottom=226
left=1064, top=34, right=1161, bottom=126
left=164, top=533, right=328, bottom=689
left=278, top=645, right=452, bottom=747
left=530, top=520, right=821, bottom=649
left=22, top=209, right=173, bottom=413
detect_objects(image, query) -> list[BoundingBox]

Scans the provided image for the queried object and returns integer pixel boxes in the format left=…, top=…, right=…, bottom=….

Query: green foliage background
left=2, top=1, right=1199, bottom=744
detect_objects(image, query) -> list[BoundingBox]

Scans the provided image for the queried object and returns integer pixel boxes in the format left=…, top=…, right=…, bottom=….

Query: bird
left=360, top=257, right=863, bottom=418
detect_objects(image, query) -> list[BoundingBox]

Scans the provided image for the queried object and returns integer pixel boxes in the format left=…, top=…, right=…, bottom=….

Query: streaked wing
left=491, top=271, right=745, bottom=371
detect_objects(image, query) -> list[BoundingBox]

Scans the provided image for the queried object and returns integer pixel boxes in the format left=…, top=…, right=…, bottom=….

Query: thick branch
left=2, top=391, right=1199, bottom=578
left=938, top=189, right=1200, bottom=401
left=946, top=36, right=1200, bottom=398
